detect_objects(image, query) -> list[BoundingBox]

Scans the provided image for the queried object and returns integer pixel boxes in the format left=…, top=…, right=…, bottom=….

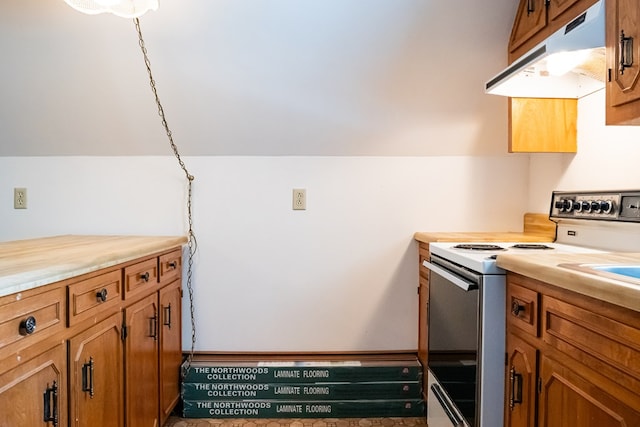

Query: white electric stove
left=424, top=189, right=640, bottom=427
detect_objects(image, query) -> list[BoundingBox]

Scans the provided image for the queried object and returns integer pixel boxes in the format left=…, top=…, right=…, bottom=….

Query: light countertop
left=0, top=235, right=187, bottom=298
left=414, top=213, right=556, bottom=244
left=497, top=251, right=640, bottom=312
left=413, top=231, right=555, bottom=244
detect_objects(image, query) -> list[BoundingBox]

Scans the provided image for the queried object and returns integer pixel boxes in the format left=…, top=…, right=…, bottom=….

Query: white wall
left=0, top=155, right=530, bottom=351
left=527, top=89, right=640, bottom=212
left=0, top=0, right=530, bottom=352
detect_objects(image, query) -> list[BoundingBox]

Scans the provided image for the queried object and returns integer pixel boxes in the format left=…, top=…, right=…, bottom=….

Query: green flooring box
left=183, top=399, right=425, bottom=418
left=182, top=381, right=422, bottom=400
left=182, top=359, right=422, bottom=383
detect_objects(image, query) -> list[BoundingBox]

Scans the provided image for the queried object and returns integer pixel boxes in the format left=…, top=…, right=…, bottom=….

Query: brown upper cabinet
left=506, top=0, right=597, bottom=153
left=508, top=0, right=598, bottom=62
left=505, top=0, right=640, bottom=152
left=605, top=0, right=640, bottom=125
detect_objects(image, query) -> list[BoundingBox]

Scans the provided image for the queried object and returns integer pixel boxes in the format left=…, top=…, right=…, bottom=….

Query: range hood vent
left=486, top=0, right=605, bottom=99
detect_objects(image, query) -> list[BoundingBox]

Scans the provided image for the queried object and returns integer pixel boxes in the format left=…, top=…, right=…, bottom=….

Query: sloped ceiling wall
left=0, top=0, right=517, bottom=156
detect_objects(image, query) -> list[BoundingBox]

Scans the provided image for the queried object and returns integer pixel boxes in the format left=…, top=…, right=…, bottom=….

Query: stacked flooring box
left=181, top=355, right=424, bottom=418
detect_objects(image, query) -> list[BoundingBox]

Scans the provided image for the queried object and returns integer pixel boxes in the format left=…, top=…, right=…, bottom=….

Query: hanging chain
left=134, top=17, right=198, bottom=378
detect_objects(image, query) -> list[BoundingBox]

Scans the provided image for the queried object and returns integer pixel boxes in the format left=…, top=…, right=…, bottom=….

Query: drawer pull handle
left=140, top=272, right=150, bottom=282
left=19, top=316, right=37, bottom=335
left=43, top=381, right=59, bottom=427
left=82, top=357, right=95, bottom=398
left=163, top=303, right=172, bottom=329
left=511, top=300, right=526, bottom=316
left=509, top=366, right=523, bottom=410
left=149, top=312, right=158, bottom=340
left=168, top=261, right=178, bottom=269
left=620, top=30, right=634, bottom=75
left=96, top=288, right=108, bottom=303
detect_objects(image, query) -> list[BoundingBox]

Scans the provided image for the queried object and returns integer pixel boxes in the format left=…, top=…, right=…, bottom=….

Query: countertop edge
left=496, top=252, right=640, bottom=313
left=0, top=235, right=188, bottom=298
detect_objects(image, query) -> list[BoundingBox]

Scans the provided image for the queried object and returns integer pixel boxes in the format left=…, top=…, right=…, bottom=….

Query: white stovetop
left=429, top=241, right=603, bottom=274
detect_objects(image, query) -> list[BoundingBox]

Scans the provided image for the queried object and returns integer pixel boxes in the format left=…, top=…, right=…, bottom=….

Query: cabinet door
left=548, top=0, right=594, bottom=26
left=0, top=343, right=67, bottom=427
left=505, top=333, right=537, bottom=427
left=125, top=293, right=160, bottom=427
left=68, top=312, right=124, bottom=427
left=509, top=0, right=547, bottom=56
left=510, top=98, right=577, bottom=153
left=606, top=0, right=640, bottom=124
left=159, top=280, right=182, bottom=425
left=539, top=356, right=640, bottom=426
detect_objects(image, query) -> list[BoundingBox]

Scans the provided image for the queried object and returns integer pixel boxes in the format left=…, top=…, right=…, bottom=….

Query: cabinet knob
left=96, top=288, right=108, bottom=303
left=168, top=261, right=178, bottom=269
left=511, top=300, right=526, bottom=316
left=140, top=272, right=150, bottom=282
left=19, top=316, right=37, bottom=335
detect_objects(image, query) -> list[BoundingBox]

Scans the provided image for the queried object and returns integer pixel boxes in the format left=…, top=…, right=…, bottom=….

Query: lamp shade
left=63, top=0, right=159, bottom=18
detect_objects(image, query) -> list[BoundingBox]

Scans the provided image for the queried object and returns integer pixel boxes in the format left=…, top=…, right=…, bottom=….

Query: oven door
left=428, top=370, right=471, bottom=427
left=424, top=254, right=481, bottom=427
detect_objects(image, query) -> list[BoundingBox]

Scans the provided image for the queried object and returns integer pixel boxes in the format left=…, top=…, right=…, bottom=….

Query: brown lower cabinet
left=69, top=312, right=125, bottom=427
left=505, top=273, right=640, bottom=427
left=0, top=343, right=67, bottom=427
left=0, top=246, right=183, bottom=427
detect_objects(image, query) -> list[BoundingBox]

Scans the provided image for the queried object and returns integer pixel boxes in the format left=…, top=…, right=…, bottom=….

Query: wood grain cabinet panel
left=159, top=249, right=182, bottom=286
left=505, top=273, right=640, bottom=426
left=606, top=0, right=640, bottom=124
left=507, top=281, right=539, bottom=336
left=417, top=243, right=430, bottom=397
left=0, top=343, right=67, bottom=427
left=68, top=312, right=124, bottom=427
left=509, top=98, right=577, bottom=153
left=509, top=0, right=547, bottom=57
left=125, top=293, right=160, bottom=427
left=0, top=286, right=65, bottom=360
left=505, top=334, right=537, bottom=427
left=124, top=257, right=159, bottom=301
left=159, top=279, right=183, bottom=426
left=539, top=356, right=640, bottom=427
left=67, top=269, right=122, bottom=327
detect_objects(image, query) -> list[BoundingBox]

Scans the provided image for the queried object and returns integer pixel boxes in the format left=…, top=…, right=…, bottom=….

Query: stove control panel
left=550, top=190, right=640, bottom=222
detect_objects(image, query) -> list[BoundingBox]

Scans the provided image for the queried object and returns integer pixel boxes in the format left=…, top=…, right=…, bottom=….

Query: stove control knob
left=581, top=201, right=592, bottom=213
left=591, top=201, right=602, bottom=213
left=564, top=200, right=575, bottom=212
left=555, top=199, right=574, bottom=212
left=600, top=200, right=614, bottom=214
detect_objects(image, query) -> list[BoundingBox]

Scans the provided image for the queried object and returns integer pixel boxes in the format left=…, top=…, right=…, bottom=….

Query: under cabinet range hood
left=486, top=0, right=605, bottom=99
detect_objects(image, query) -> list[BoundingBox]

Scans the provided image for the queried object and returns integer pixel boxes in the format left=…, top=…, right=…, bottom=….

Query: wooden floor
left=164, top=417, right=428, bottom=427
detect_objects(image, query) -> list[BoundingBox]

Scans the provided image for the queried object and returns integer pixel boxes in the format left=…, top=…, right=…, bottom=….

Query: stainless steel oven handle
left=423, top=260, right=477, bottom=291
left=431, top=383, right=465, bottom=426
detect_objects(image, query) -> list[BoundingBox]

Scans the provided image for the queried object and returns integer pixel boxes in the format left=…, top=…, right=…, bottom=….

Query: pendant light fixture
left=63, top=0, right=158, bottom=18
left=62, top=0, right=198, bottom=375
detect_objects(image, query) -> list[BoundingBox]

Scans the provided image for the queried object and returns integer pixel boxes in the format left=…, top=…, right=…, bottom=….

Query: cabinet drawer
left=67, top=269, right=122, bottom=326
left=507, top=282, right=539, bottom=336
left=0, top=286, right=65, bottom=355
left=123, top=257, right=158, bottom=300
left=159, top=249, right=182, bottom=285
left=542, top=295, right=640, bottom=385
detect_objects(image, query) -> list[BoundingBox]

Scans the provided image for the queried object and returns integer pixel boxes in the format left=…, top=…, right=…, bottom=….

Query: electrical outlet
left=14, top=188, right=27, bottom=209
left=292, top=188, right=306, bottom=210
